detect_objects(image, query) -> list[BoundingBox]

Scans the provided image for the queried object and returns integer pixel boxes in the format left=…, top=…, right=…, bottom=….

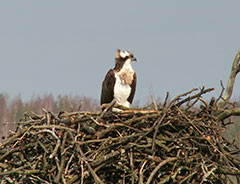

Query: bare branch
left=218, top=49, right=240, bottom=108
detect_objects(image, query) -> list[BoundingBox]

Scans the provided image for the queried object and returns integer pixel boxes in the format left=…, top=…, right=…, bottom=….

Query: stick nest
left=0, top=88, right=240, bottom=184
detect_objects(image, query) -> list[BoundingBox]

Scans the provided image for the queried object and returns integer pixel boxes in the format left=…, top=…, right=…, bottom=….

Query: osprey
left=101, top=49, right=137, bottom=110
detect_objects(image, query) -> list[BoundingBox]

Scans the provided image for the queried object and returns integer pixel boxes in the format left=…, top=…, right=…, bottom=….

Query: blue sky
left=0, top=1, right=240, bottom=104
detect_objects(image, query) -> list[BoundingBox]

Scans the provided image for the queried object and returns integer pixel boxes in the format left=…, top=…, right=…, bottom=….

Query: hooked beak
left=132, top=57, right=137, bottom=62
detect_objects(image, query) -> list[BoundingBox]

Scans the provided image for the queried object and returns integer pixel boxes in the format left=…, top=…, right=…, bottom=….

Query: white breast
left=113, top=74, right=131, bottom=108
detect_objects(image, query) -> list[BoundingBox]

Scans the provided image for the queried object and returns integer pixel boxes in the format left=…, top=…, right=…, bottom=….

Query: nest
left=0, top=88, right=240, bottom=183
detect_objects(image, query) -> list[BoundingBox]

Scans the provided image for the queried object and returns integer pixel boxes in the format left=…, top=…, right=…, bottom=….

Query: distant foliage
left=0, top=94, right=100, bottom=142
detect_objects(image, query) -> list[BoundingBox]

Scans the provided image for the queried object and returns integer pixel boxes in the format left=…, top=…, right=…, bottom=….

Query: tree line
left=0, top=94, right=100, bottom=142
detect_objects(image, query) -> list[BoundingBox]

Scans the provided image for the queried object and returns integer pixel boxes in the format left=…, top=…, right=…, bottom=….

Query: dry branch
left=218, top=108, right=240, bottom=121
left=218, top=49, right=240, bottom=108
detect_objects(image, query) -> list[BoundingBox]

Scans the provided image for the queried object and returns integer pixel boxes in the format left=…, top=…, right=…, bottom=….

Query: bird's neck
left=114, top=59, right=132, bottom=72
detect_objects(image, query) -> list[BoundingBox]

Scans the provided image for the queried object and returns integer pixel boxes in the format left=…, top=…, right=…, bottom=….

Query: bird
left=100, top=49, right=137, bottom=111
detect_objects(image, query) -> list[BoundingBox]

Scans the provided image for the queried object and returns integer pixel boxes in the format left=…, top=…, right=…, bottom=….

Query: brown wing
left=100, top=69, right=115, bottom=105
left=127, top=72, right=136, bottom=104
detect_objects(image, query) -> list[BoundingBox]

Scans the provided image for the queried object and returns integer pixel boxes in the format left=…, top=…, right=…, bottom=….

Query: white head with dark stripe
left=114, top=49, right=137, bottom=71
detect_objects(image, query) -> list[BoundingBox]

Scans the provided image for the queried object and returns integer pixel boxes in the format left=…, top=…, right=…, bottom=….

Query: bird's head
left=115, top=49, right=137, bottom=65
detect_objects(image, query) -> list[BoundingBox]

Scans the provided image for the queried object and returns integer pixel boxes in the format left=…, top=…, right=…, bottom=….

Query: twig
left=90, top=116, right=110, bottom=128
left=216, top=80, right=225, bottom=104
left=151, top=111, right=168, bottom=155
left=65, top=153, right=74, bottom=175
left=81, top=161, right=84, bottom=184
left=175, top=87, right=215, bottom=107
left=146, top=157, right=177, bottom=184
left=130, top=149, right=135, bottom=184
left=163, top=92, right=169, bottom=108
left=42, top=108, right=51, bottom=125
left=37, top=129, right=61, bottom=159
left=12, top=126, right=33, bottom=148
left=76, top=144, right=104, bottom=184
left=200, top=166, right=217, bottom=184
left=167, top=88, right=198, bottom=108
left=139, top=161, right=147, bottom=184
left=98, top=99, right=116, bottom=120
left=32, top=125, right=76, bottom=133
left=151, top=95, right=158, bottom=110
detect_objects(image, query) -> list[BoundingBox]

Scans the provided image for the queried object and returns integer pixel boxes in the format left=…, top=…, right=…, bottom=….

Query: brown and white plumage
left=101, top=49, right=137, bottom=110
